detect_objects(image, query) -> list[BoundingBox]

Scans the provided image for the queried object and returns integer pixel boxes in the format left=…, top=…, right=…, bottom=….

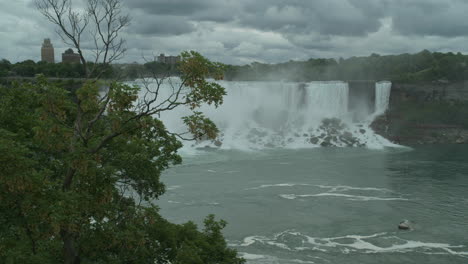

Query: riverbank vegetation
left=0, top=0, right=244, bottom=263
left=224, top=50, right=468, bottom=82
left=4, top=50, right=468, bottom=82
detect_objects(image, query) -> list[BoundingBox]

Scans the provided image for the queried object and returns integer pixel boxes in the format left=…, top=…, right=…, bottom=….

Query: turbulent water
left=158, top=146, right=468, bottom=264
left=136, top=79, right=396, bottom=151
left=130, top=79, right=468, bottom=263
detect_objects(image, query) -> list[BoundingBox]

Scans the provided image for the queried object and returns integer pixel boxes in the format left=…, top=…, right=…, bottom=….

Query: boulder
left=310, top=137, right=319, bottom=144
left=214, top=140, right=222, bottom=147
left=398, top=220, right=411, bottom=230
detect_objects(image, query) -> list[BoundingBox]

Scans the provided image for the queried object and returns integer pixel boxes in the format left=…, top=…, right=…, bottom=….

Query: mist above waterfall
left=135, top=79, right=396, bottom=151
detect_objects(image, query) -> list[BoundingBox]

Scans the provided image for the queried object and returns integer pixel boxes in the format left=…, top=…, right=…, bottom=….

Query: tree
left=0, top=0, right=244, bottom=263
left=0, top=59, right=11, bottom=77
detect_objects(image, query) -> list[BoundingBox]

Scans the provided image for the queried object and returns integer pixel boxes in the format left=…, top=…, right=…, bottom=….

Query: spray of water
left=133, top=79, right=396, bottom=151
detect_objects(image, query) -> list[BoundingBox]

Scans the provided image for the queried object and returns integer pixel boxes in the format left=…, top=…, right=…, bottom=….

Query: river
left=158, top=145, right=468, bottom=263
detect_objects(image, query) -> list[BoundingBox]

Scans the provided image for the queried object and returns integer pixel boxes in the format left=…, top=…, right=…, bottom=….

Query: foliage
left=223, top=50, right=468, bottom=82
left=4, top=50, right=468, bottom=82
left=0, top=59, right=114, bottom=79
left=0, top=56, right=244, bottom=263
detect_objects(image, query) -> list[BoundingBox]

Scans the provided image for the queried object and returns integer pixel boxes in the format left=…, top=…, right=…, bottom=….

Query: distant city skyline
left=38, top=39, right=81, bottom=64
left=3, top=0, right=468, bottom=65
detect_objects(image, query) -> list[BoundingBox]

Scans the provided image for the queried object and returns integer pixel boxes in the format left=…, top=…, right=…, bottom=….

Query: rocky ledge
left=371, top=113, right=468, bottom=145
left=308, top=118, right=368, bottom=147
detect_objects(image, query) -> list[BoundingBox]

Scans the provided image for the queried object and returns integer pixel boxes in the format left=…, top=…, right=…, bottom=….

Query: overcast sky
left=2, top=0, right=468, bottom=65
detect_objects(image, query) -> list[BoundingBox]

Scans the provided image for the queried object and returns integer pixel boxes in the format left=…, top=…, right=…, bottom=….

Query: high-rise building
left=41, top=38, right=55, bottom=63
left=62, top=48, right=81, bottom=64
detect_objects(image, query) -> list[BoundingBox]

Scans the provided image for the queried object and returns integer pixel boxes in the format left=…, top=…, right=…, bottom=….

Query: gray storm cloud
left=2, top=0, right=468, bottom=63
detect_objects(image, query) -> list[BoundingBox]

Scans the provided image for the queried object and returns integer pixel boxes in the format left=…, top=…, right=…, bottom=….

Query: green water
left=158, top=145, right=468, bottom=263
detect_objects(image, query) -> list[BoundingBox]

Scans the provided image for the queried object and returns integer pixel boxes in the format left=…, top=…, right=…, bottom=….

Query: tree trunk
left=61, top=229, right=80, bottom=264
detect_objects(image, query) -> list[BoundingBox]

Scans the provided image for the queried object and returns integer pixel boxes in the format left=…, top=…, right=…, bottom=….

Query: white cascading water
left=134, top=79, right=395, bottom=151
left=375, top=81, right=392, bottom=115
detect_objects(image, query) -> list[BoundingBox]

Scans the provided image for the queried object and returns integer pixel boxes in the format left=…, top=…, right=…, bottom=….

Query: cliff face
left=371, top=81, right=468, bottom=145
left=391, top=81, right=468, bottom=103
left=371, top=114, right=468, bottom=145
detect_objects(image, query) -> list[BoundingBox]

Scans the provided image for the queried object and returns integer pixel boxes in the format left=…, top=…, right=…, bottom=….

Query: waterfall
left=375, top=81, right=392, bottom=115
left=135, top=79, right=395, bottom=151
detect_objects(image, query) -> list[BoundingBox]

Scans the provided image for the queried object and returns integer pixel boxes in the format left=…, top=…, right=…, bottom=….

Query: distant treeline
left=223, top=50, right=468, bottom=82
left=0, top=59, right=178, bottom=80
left=0, top=59, right=110, bottom=78
left=3, top=50, right=468, bottom=82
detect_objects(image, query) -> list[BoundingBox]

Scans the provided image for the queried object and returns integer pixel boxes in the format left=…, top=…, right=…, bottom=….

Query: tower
left=41, top=38, right=55, bottom=63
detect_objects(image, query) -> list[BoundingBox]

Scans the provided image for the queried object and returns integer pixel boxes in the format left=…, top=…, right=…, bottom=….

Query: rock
left=320, top=141, right=332, bottom=147
left=342, top=131, right=353, bottom=139
left=310, top=137, right=319, bottom=144
left=214, top=140, right=222, bottom=147
left=359, top=129, right=366, bottom=134
left=456, top=138, right=465, bottom=144
left=398, top=220, right=411, bottom=230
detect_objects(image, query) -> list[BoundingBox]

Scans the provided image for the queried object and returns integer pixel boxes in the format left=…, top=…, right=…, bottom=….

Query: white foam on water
left=247, top=183, right=406, bottom=201
left=166, top=185, right=181, bottom=191
left=315, top=185, right=393, bottom=193
left=280, top=193, right=408, bottom=201
left=290, top=259, right=316, bottom=264
left=134, top=79, right=399, bottom=151
left=245, top=183, right=313, bottom=190
left=280, top=194, right=299, bottom=200
left=235, top=231, right=468, bottom=258
left=240, top=253, right=266, bottom=260
left=246, top=183, right=393, bottom=193
left=239, top=236, right=263, bottom=247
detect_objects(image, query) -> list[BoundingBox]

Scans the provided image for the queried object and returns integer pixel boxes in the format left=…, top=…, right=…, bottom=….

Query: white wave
left=245, top=183, right=312, bottom=190
left=315, top=185, right=393, bottom=193
left=239, top=236, right=263, bottom=247
left=246, top=183, right=395, bottom=194
left=280, top=194, right=298, bottom=200
left=235, top=230, right=468, bottom=258
left=290, top=259, right=316, bottom=264
left=240, top=253, right=266, bottom=260
left=279, top=193, right=408, bottom=201
left=166, top=185, right=181, bottom=191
